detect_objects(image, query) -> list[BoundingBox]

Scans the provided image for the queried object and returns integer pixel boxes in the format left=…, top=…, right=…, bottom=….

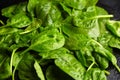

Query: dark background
left=0, top=0, right=120, bottom=80
left=97, top=0, right=120, bottom=20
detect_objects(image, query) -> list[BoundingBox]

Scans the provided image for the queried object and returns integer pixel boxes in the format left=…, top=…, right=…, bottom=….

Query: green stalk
left=12, top=48, right=30, bottom=80
left=87, top=62, right=95, bottom=71
left=114, top=64, right=120, bottom=72
left=10, top=48, right=18, bottom=75
left=81, top=15, right=113, bottom=23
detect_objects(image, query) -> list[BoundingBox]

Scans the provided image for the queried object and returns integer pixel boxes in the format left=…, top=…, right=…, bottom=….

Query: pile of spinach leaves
left=0, top=0, right=120, bottom=80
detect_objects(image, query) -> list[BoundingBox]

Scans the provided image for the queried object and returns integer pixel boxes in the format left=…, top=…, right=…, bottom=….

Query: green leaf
left=40, top=48, right=69, bottom=59
left=27, top=0, right=40, bottom=17
left=7, top=12, right=31, bottom=28
left=91, top=39, right=120, bottom=72
left=35, top=0, right=62, bottom=26
left=72, top=7, right=112, bottom=33
left=55, top=53, right=86, bottom=80
left=60, top=3, right=72, bottom=16
left=75, top=48, right=95, bottom=68
left=0, top=51, right=11, bottom=79
left=83, top=68, right=107, bottom=80
left=64, top=34, right=91, bottom=50
left=106, top=20, right=120, bottom=37
left=62, top=0, right=87, bottom=10
left=20, top=18, right=41, bottom=34
left=34, top=60, right=45, bottom=80
left=0, top=27, right=19, bottom=35
left=94, top=53, right=109, bottom=69
left=97, top=32, right=112, bottom=50
left=30, top=28, right=65, bottom=52
left=2, top=2, right=27, bottom=18
left=109, top=36, right=120, bottom=49
left=17, top=53, right=40, bottom=80
left=62, top=0, right=98, bottom=10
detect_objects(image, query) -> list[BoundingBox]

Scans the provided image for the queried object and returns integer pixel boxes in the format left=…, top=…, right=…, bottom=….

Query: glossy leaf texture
left=0, top=0, right=120, bottom=80
left=30, top=28, right=65, bottom=52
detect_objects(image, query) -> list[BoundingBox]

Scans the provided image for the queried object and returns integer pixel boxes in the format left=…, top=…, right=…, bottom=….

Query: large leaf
left=0, top=27, right=19, bottom=35
left=55, top=53, right=86, bottom=80
left=30, top=28, right=65, bottom=52
left=62, top=0, right=98, bottom=10
left=27, top=0, right=40, bottom=17
left=17, top=53, right=40, bottom=80
left=40, top=48, right=69, bottom=59
left=109, top=36, right=120, bottom=49
left=35, top=0, right=62, bottom=26
left=106, top=20, right=120, bottom=37
left=83, top=68, right=107, bottom=80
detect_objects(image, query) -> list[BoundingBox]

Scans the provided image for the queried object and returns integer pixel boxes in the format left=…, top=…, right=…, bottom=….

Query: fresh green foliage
left=0, top=0, right=120, bottom=80
left=0, top=51, right=11, bottom=79
left=93, top=53, right=109, bottom=69
left=84, top=68, right=107, bottom=80
left=17, top=53, right=40, bottom=80
left=34, top=60, right=45, bottom=80
left=106, top=20, right=120, bottom=37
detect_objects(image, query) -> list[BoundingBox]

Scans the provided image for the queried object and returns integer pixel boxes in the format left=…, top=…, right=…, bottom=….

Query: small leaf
left=34, top=60, right=45, bottom=80
left=0, top=27, right=19, bottom=35
left=7, top=12, right=31, bottom=28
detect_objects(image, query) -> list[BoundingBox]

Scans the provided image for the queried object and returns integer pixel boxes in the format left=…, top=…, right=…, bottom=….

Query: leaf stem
left=11, top=48, right=30, bottom=80
left=87, top=62, right=95, bottom=71
left=81, top=15, right=113, bottom=23
left=0, top=20, right=5, bottom=25
left=103, top=70, right=110, bottom=75
left=10, top=48, right=18, bottom=75
left=114, top=64, right=120, bottom=72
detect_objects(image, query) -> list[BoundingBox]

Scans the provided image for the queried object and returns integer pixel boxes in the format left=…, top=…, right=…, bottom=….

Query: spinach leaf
left=106, top=20, right=120, bottom=37
left=17, top=53, right=40, bottom=80
left=109, top=36, right=120, bottom=49
left=62, top=0, right=97, bottom=10
left=84, top=68, right=107, bottom=80
left=20, top=18, right=41, bottom=34
left=34, top=60, right=45, bottom=80
left=2, top=2, right=27, bottom=18
left=93, top=53, right=109, bottom=69
left=64, top=34, right=91, bottom=50
left=0, top=50, right=11, bottom=79
left=30, top=28, right=65, bottom=52
left=1, top=0, right=120, bottom=79
left=27, top=0, right=40, bottom=17
left=55, top=53, right=86, bottom=80
left=75, top=49, right=96, bottom=68
left=0, top=27, right=19, bottom=35
left=40, top=48, right=69, bottom=59
left=6, top=12, right=32, bottom=28
left=35, top=0, right=62, bottom=26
